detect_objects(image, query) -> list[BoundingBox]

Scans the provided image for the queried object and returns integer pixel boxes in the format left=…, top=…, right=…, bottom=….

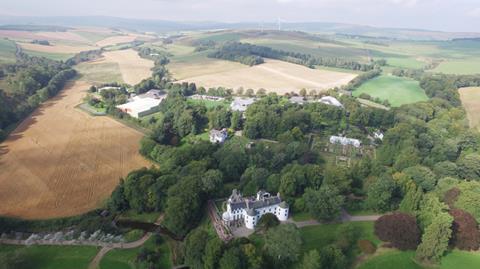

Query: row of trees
left=208, top=42, right=378, bottom=71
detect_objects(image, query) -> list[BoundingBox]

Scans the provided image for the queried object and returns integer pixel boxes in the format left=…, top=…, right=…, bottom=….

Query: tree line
left=208, top=41, right=379, bottom=71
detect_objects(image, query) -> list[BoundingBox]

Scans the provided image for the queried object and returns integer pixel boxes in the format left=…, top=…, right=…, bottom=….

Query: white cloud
left=390, top=0, right=419, bottom=7
left=468, top=8, right=480, bottom=17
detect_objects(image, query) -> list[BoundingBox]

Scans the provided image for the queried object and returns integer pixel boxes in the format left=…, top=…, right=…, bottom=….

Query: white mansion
left=222, top=190, right=289, bottom=229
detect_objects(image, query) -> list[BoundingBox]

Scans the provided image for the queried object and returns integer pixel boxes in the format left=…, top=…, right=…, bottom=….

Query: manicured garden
left=353, top=75, right=428, bottom=107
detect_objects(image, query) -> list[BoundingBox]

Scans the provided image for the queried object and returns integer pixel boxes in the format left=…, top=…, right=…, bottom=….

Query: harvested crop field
left=0, top=80, right=150, bottom=219
left=175, top=59, right=357, bottom=94
left=95, top=35, right=138, bottom=47
left=18, top=42, right=96, bottom=54
left=101, top=49, right=154, bottom=85
left=459, top=87, right=480, bottom=130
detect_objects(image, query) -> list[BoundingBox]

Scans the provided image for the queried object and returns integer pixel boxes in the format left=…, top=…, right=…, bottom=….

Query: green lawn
left=292, top=211, right=312, bottom=221
left=358, top=249, right=480, bottom=269
left=353, top=75, right=428, bottom=107
left=0, top=245, right=98, bottom=269
left=358, top=250, right=423, bottom=269
left=100, top=236, right=171, bottom=269
left=300, top=221, right=380, bottom=253
left=0, top=38, right=17, bottom=64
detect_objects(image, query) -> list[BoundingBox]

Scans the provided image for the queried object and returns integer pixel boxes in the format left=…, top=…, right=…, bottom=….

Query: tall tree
left=416, top=212, right=453, bottom=264
left=264, top=224, right=302, bottom=266
left=303, top=185, right=345, bottom=222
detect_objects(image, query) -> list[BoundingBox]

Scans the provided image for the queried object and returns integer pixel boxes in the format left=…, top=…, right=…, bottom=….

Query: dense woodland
left=0, top=53, right=76, bottom=140
left=208, top=42, right=379, bottom=71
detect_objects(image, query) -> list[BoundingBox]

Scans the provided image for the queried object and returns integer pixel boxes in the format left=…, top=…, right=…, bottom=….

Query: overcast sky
left=2, top=0, right=480, bottom=32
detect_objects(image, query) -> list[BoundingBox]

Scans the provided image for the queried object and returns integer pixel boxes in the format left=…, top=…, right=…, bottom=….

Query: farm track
left=0, top=80, right=150, bottom=219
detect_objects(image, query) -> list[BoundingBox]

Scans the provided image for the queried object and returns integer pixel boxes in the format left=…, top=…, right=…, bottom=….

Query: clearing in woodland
left=174, top=59, right=357, bottom=94
left=0, top=80, right=150, bottom=219
left=459, top=87, right=480, bottom=131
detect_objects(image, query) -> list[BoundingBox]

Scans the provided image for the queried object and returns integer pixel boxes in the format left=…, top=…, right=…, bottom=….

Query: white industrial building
left=330, top=135, right=361, bottom=148
left=319, top=96, right=343, bottom=108
left=222, top=190, right=289, bottom=230
left=116, top=89, right=167, bottom=118
left=230, top=97, right=256, bottom=112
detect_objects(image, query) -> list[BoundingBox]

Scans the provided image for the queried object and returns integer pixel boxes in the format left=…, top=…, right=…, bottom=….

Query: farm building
left=190, top=94, right=225, bottom=101
left=230, top=97, right=256, bottom=112
left=116, top=89, right=166, bottom=118
left=330, top=135, right=361, bottom=148
left=210, top=128, right=228, bottom=144
left=222, top=190, right=289, bottom=230
left=319, top=96, right=343, bottom=108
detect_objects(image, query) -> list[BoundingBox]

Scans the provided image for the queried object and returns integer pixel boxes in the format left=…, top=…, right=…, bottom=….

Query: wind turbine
left=277, top=17, right=283, bottom=31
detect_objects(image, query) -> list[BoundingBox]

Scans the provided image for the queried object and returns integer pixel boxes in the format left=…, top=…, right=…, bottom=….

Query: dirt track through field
left=176, top=59, right=357, bottom=94
left=0, top=80, right=149, bottom=219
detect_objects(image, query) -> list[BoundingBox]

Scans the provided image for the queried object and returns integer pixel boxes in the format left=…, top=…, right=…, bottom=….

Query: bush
left=358, top=239, right=377, bottom=254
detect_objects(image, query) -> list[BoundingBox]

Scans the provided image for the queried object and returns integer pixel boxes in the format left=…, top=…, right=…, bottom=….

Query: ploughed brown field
left=0, top=80, right=150, bottom=219
left=459, top=87, right=480, bottom=131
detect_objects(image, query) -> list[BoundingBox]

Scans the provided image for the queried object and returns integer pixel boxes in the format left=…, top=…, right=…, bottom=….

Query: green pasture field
left=0, top=38, right=17, bottom=64
left=75, top=61, right=124, bottom=84
left=22, top=49, right=74, bottom=61
left=353, top=75, right=428, bottom=107
left=433, top=59, right=480, bottom=75
left=386, top=57, right=425, bottom=69
left=358, top=249, right=480, bottom=269
left=0, top=245, right=98, bottom=269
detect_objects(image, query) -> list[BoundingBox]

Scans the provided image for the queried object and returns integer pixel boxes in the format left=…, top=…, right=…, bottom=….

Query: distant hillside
left=0, top=15, right=479, bottom=41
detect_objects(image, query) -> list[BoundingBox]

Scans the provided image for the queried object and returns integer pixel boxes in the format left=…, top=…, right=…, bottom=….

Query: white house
left=210, top=128, right=228, bottom=144
left=374, top=130, right=384, bottom=141
left=330, top=135, right=361, bottom=148
left=222, top=190, right=289, bottom=230
left=319, top=96, right=343, bottom=108
left=230, top=97, right=256, bottom=112
left=116, top=89, right=167, bottom=118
